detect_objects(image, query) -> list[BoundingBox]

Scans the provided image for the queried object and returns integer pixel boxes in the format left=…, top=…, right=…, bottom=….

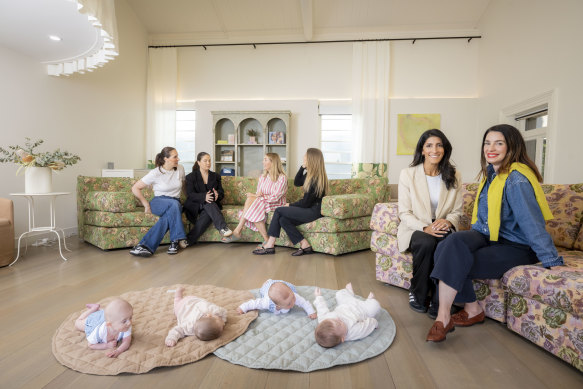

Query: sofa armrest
left=85, top=191, right=141, bottom=212
left=370, top=202, right=399, bottom=235
left=321, top=193, right=375, bottom=219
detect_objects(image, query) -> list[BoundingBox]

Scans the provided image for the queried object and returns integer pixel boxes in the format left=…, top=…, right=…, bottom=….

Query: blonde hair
left=263, top=153, right=286, bottom=182
left=315, top=320, right=343, bottom=348
left=195, top=316, right=223, bottom=341
left=304, top=148, right=329, bottom=198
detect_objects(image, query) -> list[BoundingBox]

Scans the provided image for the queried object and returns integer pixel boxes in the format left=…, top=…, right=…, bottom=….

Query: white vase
left=25, top=167, right=53, bottom=194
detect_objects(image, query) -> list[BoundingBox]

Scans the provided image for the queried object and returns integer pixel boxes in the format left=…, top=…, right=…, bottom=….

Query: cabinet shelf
left=212, top=111, right=290, bottom=177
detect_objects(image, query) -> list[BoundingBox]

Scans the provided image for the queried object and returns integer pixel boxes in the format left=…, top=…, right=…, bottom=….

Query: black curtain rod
left=149, top=35, right=481, bottom=49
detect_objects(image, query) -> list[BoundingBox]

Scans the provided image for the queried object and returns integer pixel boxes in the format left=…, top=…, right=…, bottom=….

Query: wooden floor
left=1, top=239, right=581, bottom=389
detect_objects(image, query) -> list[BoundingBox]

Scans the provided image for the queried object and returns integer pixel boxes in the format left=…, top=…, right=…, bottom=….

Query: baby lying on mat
left=237, top=279, right=316, bottom=319
left=166, top=286, right=227, bottom=346
left=74, top=298, right=133, bottom=358
left=313, top=283, right=381, bottom=348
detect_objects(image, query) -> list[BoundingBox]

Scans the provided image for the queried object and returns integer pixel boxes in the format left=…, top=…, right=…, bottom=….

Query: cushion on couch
left=85, top=191, right=140, bottom=212
left=321, top=193, right=375, bottom=219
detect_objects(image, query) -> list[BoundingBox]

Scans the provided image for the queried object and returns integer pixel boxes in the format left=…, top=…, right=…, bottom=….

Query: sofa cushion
left=369, top=203, right=399, bottom=234
left=84, top=210, right=158, bottom=227
left=321, top=193, right=375, bottom=219
left=503, top=250, right=583, bottom=318
left=328, top=177, right=388, bottom=203
left=542, top=183, right=583, bottom=250
left=85, top=191, right=140, bottom=212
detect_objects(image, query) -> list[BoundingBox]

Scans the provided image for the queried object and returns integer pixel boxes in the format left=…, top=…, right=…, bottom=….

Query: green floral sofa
left=371, top=182, right=583, bottom=371
left=77, top=175, right=388, bottom=256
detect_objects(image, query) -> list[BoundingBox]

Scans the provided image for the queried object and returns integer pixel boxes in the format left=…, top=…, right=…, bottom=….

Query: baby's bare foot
left=368, top=292, right=375, bottom=299
left=345, top=283, right=353, bottom=293
left=85, top=303, right=100, bottom=311
left=176, top=286, right=184, bottom=298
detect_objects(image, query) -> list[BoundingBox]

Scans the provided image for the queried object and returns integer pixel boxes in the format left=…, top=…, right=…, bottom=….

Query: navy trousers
left=431, top=230, right=538, bottom=303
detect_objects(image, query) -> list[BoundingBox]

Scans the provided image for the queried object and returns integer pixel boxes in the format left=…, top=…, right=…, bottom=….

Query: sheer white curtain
left=351, top=41, right=390, bottom=176
left=146, top=48, right=178, bottom=162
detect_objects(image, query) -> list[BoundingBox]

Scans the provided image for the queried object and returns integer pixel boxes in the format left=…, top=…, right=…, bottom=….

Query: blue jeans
left=139, top=196, right=186, bottom=253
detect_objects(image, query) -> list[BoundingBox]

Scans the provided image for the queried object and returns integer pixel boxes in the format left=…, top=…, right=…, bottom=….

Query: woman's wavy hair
left=263, top=153, right=285, bottom=182
left=304, top=148, right=329, bottom=197
left=410, top=129, right=457, bottom=190
left=154, top=147, right=177, bottom=172
left=478, top=124, right=542, bottom=182
left=192, top=152, right=210, bottom=172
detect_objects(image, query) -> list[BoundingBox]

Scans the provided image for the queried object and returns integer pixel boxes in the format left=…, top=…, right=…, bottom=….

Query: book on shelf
left=220, top=150, right=234, bottom=162
left=227, top=134, right=235, bottom=144
left=217, top=140, right=228, bottom=144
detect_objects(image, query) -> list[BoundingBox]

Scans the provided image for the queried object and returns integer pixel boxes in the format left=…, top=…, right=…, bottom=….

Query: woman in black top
left=253, top=148, right=329, bottom=256
left=183, top=152, right=232, bottom=245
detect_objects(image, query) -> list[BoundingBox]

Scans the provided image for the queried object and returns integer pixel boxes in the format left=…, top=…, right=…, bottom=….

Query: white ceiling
left=0, top=0, right=98, bottom=63
left=0, top=0, right=490, bottom=63
left=127, top=0, right=491, bottom=45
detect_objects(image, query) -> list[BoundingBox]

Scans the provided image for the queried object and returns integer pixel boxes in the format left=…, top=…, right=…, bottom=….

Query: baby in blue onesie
left=237, top=279, right=316, bottom=319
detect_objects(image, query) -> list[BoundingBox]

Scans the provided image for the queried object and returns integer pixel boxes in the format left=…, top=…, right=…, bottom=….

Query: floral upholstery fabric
left=321, top=194, right=375, bottom=219
left=85, top=192, right=140, bottom=212
left=505, top=251, right=583, bottom=371
left=77, top=175, right=387, bottom=256
left=351, top=162, right=387, bottom=179
left=371, top=181, right=583, bottom=370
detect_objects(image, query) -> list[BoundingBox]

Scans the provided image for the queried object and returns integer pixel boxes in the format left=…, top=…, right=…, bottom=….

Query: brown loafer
left=451, top=310, right=485, bottom=327
left=252, top=247, right=275, bottom=255
left=426, top=320, right=455, bottom=342
left=291, top=246, right=314, bottom=256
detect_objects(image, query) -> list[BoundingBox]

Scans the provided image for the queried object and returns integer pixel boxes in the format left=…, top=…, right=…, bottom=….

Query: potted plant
left=0, top=138, right=81, bottom=193
left=246, top=129, right=259, bottom=144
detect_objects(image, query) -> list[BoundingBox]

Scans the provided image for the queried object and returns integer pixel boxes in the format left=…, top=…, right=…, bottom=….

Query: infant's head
left=104, top=298, right=133, bottom=334
left=269, top=282, right=296, bottom=311
left=315, top=318, right=347, bottom=348
left=195, top=314, right=225, bottom=341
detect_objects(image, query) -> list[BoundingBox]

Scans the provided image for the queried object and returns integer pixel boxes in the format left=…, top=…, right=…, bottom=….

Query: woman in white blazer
left=398, top=129, right=463, bottom=319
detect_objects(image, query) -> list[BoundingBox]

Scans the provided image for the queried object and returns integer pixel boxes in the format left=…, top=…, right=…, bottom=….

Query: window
left=320, top=114, right=352, bottom=179
left=515, top=107, right=548, bottom=181
left=176, top=110, right=196, bottom=172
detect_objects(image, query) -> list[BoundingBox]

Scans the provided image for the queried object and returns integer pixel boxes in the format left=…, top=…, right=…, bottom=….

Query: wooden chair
left=0, top=198, right=14, bottom=267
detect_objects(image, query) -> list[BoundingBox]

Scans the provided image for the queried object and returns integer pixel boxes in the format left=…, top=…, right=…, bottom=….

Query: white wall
left=177, top=39, right=480, bottom=180
left=477, top=0, right=583, bottom=183
left=0, top=0, right=148, bottom=240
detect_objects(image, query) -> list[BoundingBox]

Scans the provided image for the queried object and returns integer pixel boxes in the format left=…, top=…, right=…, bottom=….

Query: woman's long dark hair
left=478, top=124, right=542, bottom=182
left=155, top=147, right=177, bottom=172
left=192, top=152, right=210, bottom=172
left=410, top=129, right=457, bottom=190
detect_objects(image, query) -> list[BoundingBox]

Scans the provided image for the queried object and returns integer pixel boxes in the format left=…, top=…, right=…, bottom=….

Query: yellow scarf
left=471, top=162, right=553, bottom=241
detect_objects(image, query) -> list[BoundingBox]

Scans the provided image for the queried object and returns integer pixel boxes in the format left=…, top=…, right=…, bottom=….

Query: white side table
left=10, top=192, right=72, bottom=265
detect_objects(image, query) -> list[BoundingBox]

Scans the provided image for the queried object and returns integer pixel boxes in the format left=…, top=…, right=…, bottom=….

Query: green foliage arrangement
left=0, top=138, right=81, bottom=171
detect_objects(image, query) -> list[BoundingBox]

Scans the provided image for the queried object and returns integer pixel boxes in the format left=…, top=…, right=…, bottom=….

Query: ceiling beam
left=299, top=0, right=313, bottom=41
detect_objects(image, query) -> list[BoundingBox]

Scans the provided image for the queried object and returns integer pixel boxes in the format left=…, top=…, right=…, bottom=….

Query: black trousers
left=431, top=230, right=538, bottom=303
left=268, top=204, right=321, bottom=245
left=183, top=202, right=228, bottom=244
left=409, top=230, right=451, bottom=305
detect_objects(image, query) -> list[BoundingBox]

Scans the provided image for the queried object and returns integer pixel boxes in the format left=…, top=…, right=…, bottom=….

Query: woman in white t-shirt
left=397, top=129, right=463, bottom=319
left=129, top=147, right=187, bottom=257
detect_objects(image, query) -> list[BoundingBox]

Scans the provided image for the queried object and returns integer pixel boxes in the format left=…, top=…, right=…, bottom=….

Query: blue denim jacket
left=472, top=165, right=564, bottom=268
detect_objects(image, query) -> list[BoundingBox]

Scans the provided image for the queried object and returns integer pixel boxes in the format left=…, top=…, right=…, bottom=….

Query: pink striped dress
left=241, top=174, right=287, bottom=231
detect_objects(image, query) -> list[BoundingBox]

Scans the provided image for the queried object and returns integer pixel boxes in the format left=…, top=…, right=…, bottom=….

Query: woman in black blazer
left=183, top=152, right=232, bottom=245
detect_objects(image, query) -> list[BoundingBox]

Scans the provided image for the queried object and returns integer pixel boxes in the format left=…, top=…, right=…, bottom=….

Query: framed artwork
left=269, top=131, right=285, bottom=144
left=397, top=114, right=441, bottom=155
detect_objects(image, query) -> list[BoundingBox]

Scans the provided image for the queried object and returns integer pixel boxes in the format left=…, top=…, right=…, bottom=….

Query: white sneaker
left=129, top=244, right=152, bottom=257
left=220, top=228, right=233, bottom=237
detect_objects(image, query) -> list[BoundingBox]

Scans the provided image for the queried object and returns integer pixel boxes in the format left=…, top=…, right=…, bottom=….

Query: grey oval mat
left=213, top=286, right=396, bottom=372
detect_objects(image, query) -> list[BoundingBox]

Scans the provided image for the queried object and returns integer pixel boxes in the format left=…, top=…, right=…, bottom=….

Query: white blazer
left=397, top=164, right=463, bottom=252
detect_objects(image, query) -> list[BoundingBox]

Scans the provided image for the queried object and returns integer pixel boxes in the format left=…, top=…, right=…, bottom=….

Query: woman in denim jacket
left=426, top=124, right=564, bottom=342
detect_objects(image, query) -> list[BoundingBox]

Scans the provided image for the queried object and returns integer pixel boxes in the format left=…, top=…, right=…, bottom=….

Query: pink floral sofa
left=371, top=183, right=583, bottom=371
left=77, top=175, right=388, bottom=256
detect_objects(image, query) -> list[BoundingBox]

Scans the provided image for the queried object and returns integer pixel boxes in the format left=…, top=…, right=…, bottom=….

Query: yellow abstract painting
left=397, top=114, right=441, bottom=155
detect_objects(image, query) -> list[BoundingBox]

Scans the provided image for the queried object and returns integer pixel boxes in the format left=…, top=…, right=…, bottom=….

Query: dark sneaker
left=409, top=292, right=428, bottom=313
left=167, top=241, right=179, bottom=255
left=130, top=244, right=152, bottom=257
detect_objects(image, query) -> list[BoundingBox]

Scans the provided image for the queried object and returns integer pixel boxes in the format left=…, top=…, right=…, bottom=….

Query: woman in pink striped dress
left=229, top=153, right=287, bottom=243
